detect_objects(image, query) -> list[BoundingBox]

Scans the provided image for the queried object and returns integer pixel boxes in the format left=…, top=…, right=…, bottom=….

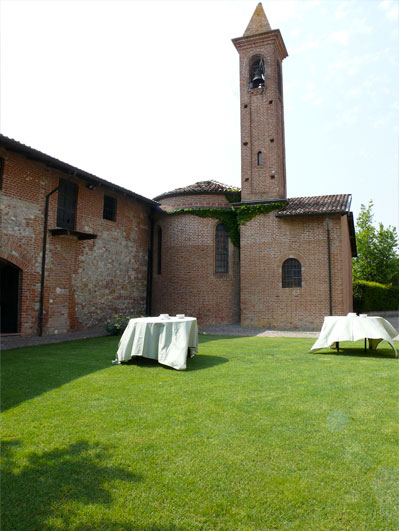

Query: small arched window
left=157, top=227, right=162, bottom=275
left=282, top=258, right=302, bottom=288
left=257, top=151, right=262, bottom=166
left=215, top=224, right=229, bottom=274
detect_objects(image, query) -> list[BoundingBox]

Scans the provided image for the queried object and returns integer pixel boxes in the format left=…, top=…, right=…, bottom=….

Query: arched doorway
left=0, top=259, right=21, bottom=334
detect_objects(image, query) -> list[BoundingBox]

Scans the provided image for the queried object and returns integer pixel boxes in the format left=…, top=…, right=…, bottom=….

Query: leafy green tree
left=353, top=201, right=399, bottom=285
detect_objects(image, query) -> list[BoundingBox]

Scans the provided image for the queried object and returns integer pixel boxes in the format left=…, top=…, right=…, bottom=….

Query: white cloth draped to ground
left=310, top=314, right=398, bottom=356
left=115, top=316, right=199, bottom=370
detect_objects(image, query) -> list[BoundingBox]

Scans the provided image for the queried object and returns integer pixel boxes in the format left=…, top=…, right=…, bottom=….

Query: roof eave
left=0, top=134, right=157, bottom=208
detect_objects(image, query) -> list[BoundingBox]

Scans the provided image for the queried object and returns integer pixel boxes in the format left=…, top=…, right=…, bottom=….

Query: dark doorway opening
left=0, top=259, right=21, bottom=334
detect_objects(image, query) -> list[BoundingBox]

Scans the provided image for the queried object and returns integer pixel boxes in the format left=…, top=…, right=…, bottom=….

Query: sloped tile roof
left=276, top=194, right=352, bottom=216
left=0, top=134, right=157, bottom=207
left=153, top=180, right=240, bottom=200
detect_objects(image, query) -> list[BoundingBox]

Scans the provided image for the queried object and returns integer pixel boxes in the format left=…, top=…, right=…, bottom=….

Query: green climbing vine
left=236, top=201, right=286, bottom=226
left=166, top=200, right=286, bottom=248
left=224, top=191, right=241, bottom=204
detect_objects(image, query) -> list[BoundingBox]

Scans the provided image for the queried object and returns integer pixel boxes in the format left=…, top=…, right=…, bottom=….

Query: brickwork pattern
left=159, top=194, right=231, bottom=211
left=151, top=211, right=240, bottom=325
left=240, top=212, right=353, bottom=330
left=234, top=32, right=287, bottom=201
left=0, top=148, right=150, bottom=336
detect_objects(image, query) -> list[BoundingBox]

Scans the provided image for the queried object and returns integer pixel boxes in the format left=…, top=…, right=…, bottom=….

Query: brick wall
left=159, top=193, right=231, bottom=211
left=240, top=212, right=353, bottom=330
left=151, top=210, right=240, bottom=325
left=0, top=148, right=151, bottom=336
left=234, top=32, right=287, bottom=201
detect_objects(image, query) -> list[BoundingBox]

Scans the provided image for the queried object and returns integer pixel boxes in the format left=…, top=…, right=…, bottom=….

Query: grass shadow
left=1, top=439, right=142, bottom=530
left=312, top=347, right=398, bottom=360
left=1, top=336, right=119, bottom=412
left=123, top=353, right=228, bottom=371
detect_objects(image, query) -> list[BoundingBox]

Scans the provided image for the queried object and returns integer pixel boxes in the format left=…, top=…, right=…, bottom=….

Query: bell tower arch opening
left=249, top=55, right=266, bottom=89
left=0, top=258, right=22, bottom=334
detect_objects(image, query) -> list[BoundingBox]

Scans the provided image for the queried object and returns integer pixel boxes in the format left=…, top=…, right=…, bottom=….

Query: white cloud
left=335, top=2, right=351, bottom=20
left=379, top=0, right=399, bottom=21
left=330, top=30, right=349, bottom=45
left=292, top=37, right=320, bottom=54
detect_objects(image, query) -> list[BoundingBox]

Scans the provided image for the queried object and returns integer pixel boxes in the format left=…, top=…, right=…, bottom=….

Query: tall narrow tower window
left=277, top=60, right=282, bottom=96
left=157, top=227, right=162, bottom=275
left=215, top=224, right=229, bottom=274
left=257, top=151, right=263, bottom=166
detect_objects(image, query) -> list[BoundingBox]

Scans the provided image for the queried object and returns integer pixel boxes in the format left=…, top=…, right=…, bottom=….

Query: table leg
left=364, top=338, right=367, bottom=352
left=335, top=341, right=339, bottom=352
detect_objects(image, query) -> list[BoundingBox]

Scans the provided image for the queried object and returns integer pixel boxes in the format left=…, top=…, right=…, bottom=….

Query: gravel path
left=2, top=312, right=397, bottom=350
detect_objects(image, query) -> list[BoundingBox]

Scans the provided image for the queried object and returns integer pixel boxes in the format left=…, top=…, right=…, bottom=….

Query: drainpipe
left=326, top=216, right=333, bottom=315
left=145, top=211, right=154, bottom=316
left=38, top=186, right=58, bottom=336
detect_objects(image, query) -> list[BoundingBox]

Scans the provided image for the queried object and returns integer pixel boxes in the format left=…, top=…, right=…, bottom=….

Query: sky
left=1, top=0, right=398, bottom=229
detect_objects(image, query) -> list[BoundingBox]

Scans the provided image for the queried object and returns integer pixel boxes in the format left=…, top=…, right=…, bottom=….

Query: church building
left=151, top=3, right=356, bottom=330
left=0, top=3, right=356, bottom=337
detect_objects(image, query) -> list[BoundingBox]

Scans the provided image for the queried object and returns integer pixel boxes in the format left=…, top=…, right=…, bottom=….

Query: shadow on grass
left=124, top=353, right=228, bottom=371
left=312, top=347, right=397, bottom=360
left=1, top=439, right=142, bottom=530
left=1, top=337, right=117, bottom=412
left=198, top=334, right=244, bottom=344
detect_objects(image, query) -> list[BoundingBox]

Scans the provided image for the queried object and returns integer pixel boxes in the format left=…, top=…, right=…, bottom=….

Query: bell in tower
left=249, top=57, right=265, bottom=89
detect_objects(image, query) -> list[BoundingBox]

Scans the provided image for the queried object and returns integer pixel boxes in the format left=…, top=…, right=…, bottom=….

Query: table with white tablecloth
left=310, top=314, right=398, bottom=356
left=114, top=316, right=198, bottom=370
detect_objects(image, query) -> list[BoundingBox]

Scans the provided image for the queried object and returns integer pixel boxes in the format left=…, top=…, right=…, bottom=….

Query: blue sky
left=1, top=0, right=398, bottom=229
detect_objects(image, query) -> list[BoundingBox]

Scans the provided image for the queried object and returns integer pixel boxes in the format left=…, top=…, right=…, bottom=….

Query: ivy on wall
left=166, top=200, right=286, bottom=248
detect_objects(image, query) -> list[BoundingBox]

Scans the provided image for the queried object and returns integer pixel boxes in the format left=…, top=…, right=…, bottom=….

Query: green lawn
left=1, top=335, right=398, bottom=530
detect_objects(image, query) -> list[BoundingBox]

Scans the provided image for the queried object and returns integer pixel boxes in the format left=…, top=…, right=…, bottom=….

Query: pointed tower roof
left=244, top=3, right=272, bottom=36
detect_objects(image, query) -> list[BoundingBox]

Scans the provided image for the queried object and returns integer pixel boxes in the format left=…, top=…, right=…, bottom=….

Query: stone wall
left=0, top=147, right=151, bottom=336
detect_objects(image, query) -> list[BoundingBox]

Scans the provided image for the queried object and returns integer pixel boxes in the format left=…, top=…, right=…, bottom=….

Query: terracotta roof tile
left=276, top=194, right=351, bottom=216
left=0, top=134, right=157, bottom=207
left=153, top=180, right=240, bottom=200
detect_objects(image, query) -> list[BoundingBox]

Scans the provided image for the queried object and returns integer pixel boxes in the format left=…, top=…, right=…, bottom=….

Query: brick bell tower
left=232, top=3, right=288, bottom=201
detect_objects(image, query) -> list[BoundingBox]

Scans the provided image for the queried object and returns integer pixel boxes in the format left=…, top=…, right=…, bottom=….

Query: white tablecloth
left=310, top=315, right=398, bottom=356
left=115, top=317, right=198, bottom=370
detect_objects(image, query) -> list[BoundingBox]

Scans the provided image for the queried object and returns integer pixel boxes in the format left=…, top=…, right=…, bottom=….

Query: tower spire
left=244, top=3, right=272, bottom=36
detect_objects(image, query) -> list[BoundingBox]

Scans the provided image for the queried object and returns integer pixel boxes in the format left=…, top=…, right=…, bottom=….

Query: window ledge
left=49, top=228, right=97, bottom=240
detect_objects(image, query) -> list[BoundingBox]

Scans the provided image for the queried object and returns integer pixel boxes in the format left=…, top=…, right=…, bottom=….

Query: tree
left=353, top=201, right=399, bottom=285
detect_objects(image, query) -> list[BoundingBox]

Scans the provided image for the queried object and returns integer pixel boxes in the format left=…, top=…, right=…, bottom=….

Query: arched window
left=215, top=224, right=229, bottom=274
left=249, top=55, right=265, bottom=89
left=157, top=227, right=162, bottom=275
left=257, top=151, right=262, bottom=166
left=282, top=258, right=302, bottom=288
